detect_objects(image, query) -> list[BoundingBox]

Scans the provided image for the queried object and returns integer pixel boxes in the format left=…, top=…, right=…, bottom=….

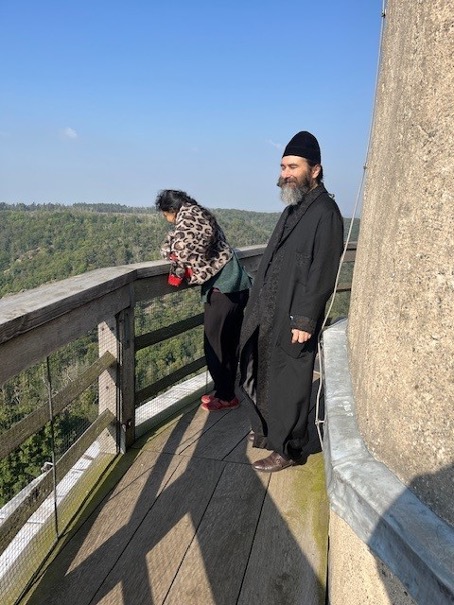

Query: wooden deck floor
left=22, top=389, right=329, bottom=605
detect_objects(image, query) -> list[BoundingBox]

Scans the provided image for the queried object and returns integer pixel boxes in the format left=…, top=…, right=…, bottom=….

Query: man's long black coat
left=239, top=184, right=344, bottom=459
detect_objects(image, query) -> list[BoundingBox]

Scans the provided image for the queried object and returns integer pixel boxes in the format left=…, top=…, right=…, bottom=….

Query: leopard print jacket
left=160, top=201, right=233, bottom=285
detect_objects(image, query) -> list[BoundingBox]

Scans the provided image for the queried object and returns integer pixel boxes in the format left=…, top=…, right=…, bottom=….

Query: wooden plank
left=0, top=247, right=267, bottom=380
left=0, top=352, right=116, bottom=460
left=140, top=401, right=243, bottom=457
left=142, top=398, right=257, bottom=463
left=92, top=456, right=226, bottom=605
left=342, top=249, right=356, bottom=263
left=0, top=287, right=130, bottom=385
left=24, top=449, right=183, bottom=605
left=0, top=405, right=48, bottom=462
left=129, top=259, right=182, bottom=281
left=135, top=312, right=204, bottom=351
left=165, top=462, right=270, bottom=605
left=235, top=245, right=267, bottom=258
left=0, top=267, right=138, bottom=346
left=132, top=248, right=265, bottom=281
left=179, top=406, right=251, bottom=461
left=0, top=247, right=268, bottom=345
left=224, top=425, right=275, bottom=466
left=134, top=356, right=207, bottom=406
left=21, top=387, right=331, bottom=605
left=133, top=248, right=267, bottom=302
left=98, top=317, right=121, bottom=455
left=0, top=410, right=114, bottom=552
left=133, top=273, right=190, bottom=303
left=238, top=453, right=329, bottom=605
left=235, top=246, right=267, bottom=277
left=137, top=403, right=221, bottom=454
left=239, top=257, right=262, bottom=276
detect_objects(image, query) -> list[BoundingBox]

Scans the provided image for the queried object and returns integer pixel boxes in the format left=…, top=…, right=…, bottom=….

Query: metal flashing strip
left=322, top=319, right=454, bottom=605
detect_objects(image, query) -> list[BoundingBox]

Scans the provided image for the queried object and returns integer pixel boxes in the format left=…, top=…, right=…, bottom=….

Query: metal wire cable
left=315, top=0, right=388, bottom=448
left=45, top=356, right=60, bottom=537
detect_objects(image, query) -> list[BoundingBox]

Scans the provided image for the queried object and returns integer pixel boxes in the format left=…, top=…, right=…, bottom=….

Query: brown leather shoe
left=252, top=451, right=298, bottom=473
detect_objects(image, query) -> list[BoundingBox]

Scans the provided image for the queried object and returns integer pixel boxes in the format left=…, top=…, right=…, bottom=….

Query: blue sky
left=0, top=1, right=382, bottom=216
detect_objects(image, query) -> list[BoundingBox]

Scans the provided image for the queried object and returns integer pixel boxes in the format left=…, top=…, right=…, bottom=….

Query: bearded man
left=239, top=130, right=344, bottom=472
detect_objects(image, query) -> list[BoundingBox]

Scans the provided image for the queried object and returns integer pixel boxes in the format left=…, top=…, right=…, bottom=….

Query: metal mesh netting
left=135, top=287, right=209, bottom=427
left=0, top=330, right=115, bottom=605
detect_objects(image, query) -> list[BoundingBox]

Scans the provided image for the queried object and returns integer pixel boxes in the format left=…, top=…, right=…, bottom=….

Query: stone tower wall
left=348, top=0, right=454, bottom=526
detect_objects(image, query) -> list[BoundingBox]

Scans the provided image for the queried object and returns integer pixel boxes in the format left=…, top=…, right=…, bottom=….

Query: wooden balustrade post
left=98, top=300, right=136, bottom=454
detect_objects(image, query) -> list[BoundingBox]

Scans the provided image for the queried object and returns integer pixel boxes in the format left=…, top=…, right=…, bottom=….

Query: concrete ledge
left=322, top=319, right=454, bottom=605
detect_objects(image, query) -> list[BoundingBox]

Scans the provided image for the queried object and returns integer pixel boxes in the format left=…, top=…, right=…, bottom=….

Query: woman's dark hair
left=155, top=189, right=198, bottom=213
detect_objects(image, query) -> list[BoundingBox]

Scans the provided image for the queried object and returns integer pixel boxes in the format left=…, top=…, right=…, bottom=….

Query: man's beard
left=277, top=176, right=312, bottom=206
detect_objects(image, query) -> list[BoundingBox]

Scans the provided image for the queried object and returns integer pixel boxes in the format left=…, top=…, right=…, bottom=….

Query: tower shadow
left=368, top=464, right=454, bottom=605
left=24, top=386, right=327, bottom=605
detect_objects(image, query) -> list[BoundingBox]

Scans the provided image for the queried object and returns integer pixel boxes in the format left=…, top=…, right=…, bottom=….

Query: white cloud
left=61, top=127, right=78, bottom=140
left=267, top=139, right=283, bottom=150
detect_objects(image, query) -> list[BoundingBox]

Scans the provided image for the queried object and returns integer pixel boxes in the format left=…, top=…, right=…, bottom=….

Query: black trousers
left=204, top=289, right=249, bottom=401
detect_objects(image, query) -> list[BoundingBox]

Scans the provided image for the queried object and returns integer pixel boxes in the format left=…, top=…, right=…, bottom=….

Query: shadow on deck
left=21, top=382, right=328, bottom=605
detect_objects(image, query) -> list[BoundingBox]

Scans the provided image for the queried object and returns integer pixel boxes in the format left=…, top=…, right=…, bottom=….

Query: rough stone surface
left=347, top=0, right=454, bottom=527
left=323, top=320, right=454, bottom=605
left=328, top=513, right=417, bottom=605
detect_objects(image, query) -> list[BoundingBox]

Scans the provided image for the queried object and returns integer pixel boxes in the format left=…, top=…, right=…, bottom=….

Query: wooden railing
left=0, top=242, right=356, bottom=604
left=336, top=241, right=357, bottom=293
left=0, top=246, right=265, bottom=604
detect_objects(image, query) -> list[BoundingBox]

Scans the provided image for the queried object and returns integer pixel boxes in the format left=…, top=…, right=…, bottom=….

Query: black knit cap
left=282, top=131, right=321, bottom=164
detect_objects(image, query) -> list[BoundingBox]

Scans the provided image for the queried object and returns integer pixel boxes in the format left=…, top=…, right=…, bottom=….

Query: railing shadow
left=24, top=389, right=327, bottom=605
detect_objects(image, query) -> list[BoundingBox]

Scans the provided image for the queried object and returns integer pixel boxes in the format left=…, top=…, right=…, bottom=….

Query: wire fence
left=0, top=330, right=116, bottom=605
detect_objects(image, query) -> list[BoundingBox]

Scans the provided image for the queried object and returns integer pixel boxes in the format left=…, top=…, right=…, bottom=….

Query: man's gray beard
left=280, top=183, right=310, bottom=206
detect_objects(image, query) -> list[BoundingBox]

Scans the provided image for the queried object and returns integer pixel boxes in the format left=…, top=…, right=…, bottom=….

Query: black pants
left=204, top=289, right=249, bottom=401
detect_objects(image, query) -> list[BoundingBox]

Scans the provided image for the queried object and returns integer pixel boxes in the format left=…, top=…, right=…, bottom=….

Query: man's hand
left=291, top=329, right=312, bottom=344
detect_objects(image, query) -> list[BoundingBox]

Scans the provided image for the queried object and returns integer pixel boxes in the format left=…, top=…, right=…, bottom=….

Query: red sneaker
left=201, top=393, right=215, bottom=405
left=201, top=396, right=239, bottom=412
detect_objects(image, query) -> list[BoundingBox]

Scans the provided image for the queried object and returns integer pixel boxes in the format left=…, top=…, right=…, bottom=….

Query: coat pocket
left=276, top=315, right=307, bottom=359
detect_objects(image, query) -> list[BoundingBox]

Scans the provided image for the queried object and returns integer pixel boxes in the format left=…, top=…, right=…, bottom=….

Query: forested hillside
left=0, top=203, right=281, bottom=296
left=0, top=202, right=359, bottom=296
